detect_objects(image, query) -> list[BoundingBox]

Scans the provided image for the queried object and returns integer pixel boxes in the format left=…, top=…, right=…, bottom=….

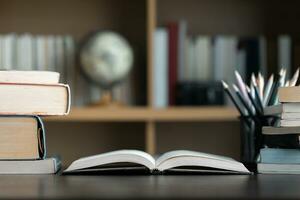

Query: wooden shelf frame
left=44, top=107, right=239, bottom=122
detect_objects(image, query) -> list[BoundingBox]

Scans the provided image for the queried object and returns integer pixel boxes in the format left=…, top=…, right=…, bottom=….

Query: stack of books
left=259, top=86, right=300, bottom=174
left=0, top=71, right=70, bottom=174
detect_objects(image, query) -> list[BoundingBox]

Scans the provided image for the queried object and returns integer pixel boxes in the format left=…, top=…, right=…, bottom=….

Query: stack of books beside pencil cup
left=222, top=68, right=299, bottom=171
left=0, top=71, right=70, bottom=174
left=258, top=86, right=300, bottom=174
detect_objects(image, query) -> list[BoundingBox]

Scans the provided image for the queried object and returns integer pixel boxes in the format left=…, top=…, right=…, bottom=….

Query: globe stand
left=89, top=90, right=123, bottom=107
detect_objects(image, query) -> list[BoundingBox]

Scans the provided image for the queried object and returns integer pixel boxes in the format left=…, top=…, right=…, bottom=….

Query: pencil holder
left=240, top=115, right=299, bottom=167
left=239, top=116, right=260, bottom=165
left=239, top=116, right=273, bottom=165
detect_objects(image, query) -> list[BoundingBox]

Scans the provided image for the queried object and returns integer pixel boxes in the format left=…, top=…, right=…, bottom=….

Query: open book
left=64, top=150, right=250, bottom=174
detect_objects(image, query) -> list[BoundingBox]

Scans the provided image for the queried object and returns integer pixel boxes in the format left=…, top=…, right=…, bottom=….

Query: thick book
left=0, top=71, right=60, bottom=84
left=0, top=157, right=60, bottom=174
left=63, top=150, right=250, bottom=174
left=278, top=87, right=300, bottom=103
left=259, top=148, right=300, bottom=164
left=0, top=116, right=46, bottom=159
left=264, top=103, right=300, bottom=116
left=257, top=163, right=300, bottom=174
left=0, top=83, right=70, bottom=115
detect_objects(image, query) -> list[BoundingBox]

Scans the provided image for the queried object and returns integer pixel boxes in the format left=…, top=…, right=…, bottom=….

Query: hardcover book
left=0, top=116, right=46, bottom=159
left=0, top=83, right=70, bottom=115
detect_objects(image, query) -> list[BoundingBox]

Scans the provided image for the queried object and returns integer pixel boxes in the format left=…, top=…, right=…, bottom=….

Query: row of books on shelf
left=260, top=87, right=300, bottom=174
left=0, top=33, right=134, bottom=107
left=153, top=20, right=293, bottom=108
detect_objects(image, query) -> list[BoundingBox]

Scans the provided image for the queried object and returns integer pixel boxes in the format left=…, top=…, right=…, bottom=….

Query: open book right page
left=155, top=150, right=250, bottom=174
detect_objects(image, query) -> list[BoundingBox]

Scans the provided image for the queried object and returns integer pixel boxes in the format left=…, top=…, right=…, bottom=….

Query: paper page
left=64, top=150, right=156, bottom=172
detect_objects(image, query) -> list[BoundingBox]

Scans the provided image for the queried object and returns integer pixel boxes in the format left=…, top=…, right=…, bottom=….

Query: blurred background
left=0, top=0, right=299, bottom=165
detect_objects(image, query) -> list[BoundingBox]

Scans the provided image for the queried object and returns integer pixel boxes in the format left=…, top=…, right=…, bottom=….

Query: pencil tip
left=221, top=80, right=228, bottom=88
left=232, top=84, right=239, bottom=91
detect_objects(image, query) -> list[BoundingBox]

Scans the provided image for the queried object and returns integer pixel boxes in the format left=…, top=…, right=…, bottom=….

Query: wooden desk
left=0, top=174, right=298, bottom=199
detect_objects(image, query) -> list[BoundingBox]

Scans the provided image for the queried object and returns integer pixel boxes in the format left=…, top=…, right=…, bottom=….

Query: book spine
left=278, top=35, right=292, bottom=78
left=153, top=28, right=169, bottom=108
left=35, top=116, right=47, bottom=159
left=167, top=22, right=179, bottom=106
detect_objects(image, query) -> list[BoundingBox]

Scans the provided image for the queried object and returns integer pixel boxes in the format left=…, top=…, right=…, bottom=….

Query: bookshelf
left=2, top=0, right=299, bottom=164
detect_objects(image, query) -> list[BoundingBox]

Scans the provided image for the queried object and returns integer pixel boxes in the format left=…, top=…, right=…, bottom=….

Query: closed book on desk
left=0, top=116, right=46, bottom=159
left=0, top=157, right=61, bottom=174
left=257, top=163, right=300, bottom=174
left=64, top=150, right=250, bottom=175
left=259, top=148, right=300, bottom=164
left=0, top=83, right=70, bottom=115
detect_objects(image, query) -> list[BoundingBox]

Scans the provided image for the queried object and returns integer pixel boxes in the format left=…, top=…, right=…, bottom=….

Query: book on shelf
left=278, top=35, right=292, bottom=78
left=167, top=22, right=179, bottom=105
left=153, top=28, right=169, bottom=108
left=177, top=20, right=187, bottom=82
left=175, top=81, right=224, bottom=105
left=64, top=150, right=250, bottom=175
left=239, top=37, right=260, bottom=82
left=0, top=116, right=46, bottom=160
left=194, top=35, right=213, bottom=81
left=213, top=36, right=238, bottom=84
left=0, top=157, right=60, bottom=174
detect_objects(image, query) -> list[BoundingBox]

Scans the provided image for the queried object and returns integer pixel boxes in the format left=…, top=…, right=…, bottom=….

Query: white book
left=0, top=157, right=60, bottom=174
left=194, top=35, right=212, bottom=81
left=45, top=36, right=56, bottom=71
left=184, top=37, right=196, bottom=81
left=64, top=150, right=250, bottom=174
left=36, top=36, right=47, bottom=71
left=213, top=36, right=238, bottom=83
left=2, top=34, right=17, bottom=70
left=64, top=35, right=76, bottom=104
left=54, top=36, right=65, bottom=82
left=278, top=35, right=292, bottom=78
left=16, top=34, right=34, bottom=70
left=153, top=28, right=169, bottom=108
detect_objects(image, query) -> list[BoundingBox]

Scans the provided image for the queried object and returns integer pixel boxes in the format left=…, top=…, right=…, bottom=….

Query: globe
left=80, top=31, right=134, bottom=90
left=79, top=31, right=134, bottom=106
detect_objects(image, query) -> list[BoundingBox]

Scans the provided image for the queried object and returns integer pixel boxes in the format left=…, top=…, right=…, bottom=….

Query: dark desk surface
left=0, top=174, right=298, bottom=199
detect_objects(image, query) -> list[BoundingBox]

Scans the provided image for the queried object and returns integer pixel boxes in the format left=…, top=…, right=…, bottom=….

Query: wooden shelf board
left=44, top=106, right=239, bottom=122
